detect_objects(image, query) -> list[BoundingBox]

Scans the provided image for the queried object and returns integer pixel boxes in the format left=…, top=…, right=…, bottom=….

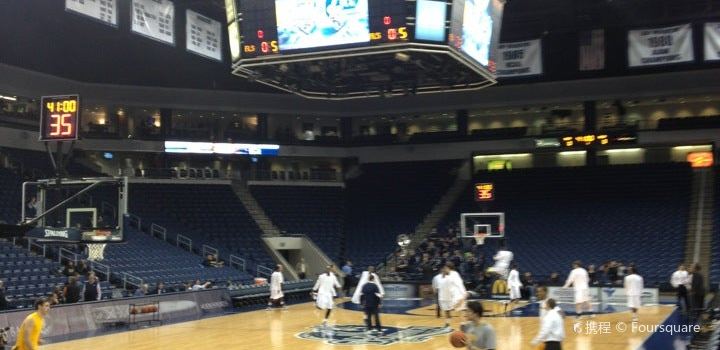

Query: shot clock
left=40, top=95, right=80, bottom=141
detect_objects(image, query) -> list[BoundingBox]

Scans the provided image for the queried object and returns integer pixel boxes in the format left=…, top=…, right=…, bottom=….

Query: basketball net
left=87, top=243, right=106, bottom=261
left=474, top=232, right=487, bottom=246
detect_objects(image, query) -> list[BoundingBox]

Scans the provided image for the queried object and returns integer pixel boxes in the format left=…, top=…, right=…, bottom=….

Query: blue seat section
left=0, top=239, right=67, bottom=309
left=0, top=147, right=104, bottom=179
left=250, top=185, right=344, bottom=261
left=344, top=160, right=461, bottom=269
left=439, top=163, right=692, bottom=286
left=128, top=184, right=274, bottom=270
left=103, top=228, right=252, bottom=285
left=0, top=168, right=22, bottom=224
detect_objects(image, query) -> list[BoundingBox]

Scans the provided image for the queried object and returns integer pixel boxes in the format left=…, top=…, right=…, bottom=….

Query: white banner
left=628, top=24, right=694, bottom=67
left=186, top=10, right=222, bottom=61
left=65, top=0, right=118, bottom=27
left=704, top=22, right=720, bottom=61
left=547, top=287, right=659, bottom=305
left=132, top=0, right=175, bottom=45
left=495, top=39, right=543, bottom=77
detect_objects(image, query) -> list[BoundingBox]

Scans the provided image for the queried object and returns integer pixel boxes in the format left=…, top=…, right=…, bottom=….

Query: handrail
left=150, top=223, right=167, bottom=241
left=28, top=240, right=47, bottom=258
left=58, top=247, right=80, bottom=264
left=229, top=255, right=246, bottom=272
left=201, top=244, right=218, bottom=258
left=123, top=272, right=143, bottom=289
left=176, top=234, right=192, bottom=252
left=90, top=260, right=111, bottom=282
left=127, top=213, right=142, bottom=230
left=256, top=265, right=273, bottom=278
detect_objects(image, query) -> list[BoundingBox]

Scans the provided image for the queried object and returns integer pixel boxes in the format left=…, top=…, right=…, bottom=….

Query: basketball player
left=506, top=263, right=523, bottom=314
left=460, top=300, right=497, bottom=350
left=531, top=298, right=565, bottom=350
left=438, top=263, right=467, bottom=328
left=432, top=271, right=444, bottom=318
left=352, top=266, right=384, bottom=304
left=14, top=297, right=50, bottom=350
left=623, top=266, right=643, bottom=321
left=446, top=262, right=468, bottom=311
left=267, top=265, right=286, bottom=310
left=488, top=240, right=513, bottom=279
left=670, top=264, right=690, bottom=312
left=563, top=260, right=592, bottom=318
left=312, top=265, right=341, bottom=326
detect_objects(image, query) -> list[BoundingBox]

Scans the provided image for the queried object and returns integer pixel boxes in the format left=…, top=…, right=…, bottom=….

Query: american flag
left=579, top=29, right=605, bottom=71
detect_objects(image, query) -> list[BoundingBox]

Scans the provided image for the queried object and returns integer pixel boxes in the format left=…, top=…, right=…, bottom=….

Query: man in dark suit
left=690, top=263, right=705, bottom=320
left=361, top=274, right=383, bottom=333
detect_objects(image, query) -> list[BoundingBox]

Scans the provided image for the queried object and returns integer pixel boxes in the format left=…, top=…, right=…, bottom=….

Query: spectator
left=690, top=263, right=705, bottom=319
left=191, top=280, right=211, bottom=291
left=63, top=276, right=82, bottom=303
left=548, top=272, right=561, bottom=286
left=76, top=260, right=89, bottom=276
left=0, top=281, right=6, bottom=310
left=587, top=264, right=598, bottom=285
left=155, top=282, right=167, bottom=294
left=607, top=260, right=618, bottom=284
left=134, top=284, right=149, bottom=297
left=296, top=258, right=307, bottom=279
left=62, top=261, right=76, bottom=277
left=82, top=272, right=102, bottom=302
left=202, top=254, right=224, bottom=268
left=521, top=272, right=535, bottom=300
left=341, top=260, right=354, bottom=296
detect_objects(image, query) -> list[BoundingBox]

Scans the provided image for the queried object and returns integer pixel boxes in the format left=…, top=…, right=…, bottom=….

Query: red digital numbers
left=49, top=113, right=73, bottom=137
left=257, top=30, right=264, bottom=39
left=261, top=41, right=269, bottom=53
left=383, top=16, right=392, bottom=25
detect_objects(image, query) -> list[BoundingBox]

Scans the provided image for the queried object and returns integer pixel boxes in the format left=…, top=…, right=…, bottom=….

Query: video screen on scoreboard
left=415, top=0, right=447, bottom=42
left=237, top=0, right=407, bottom=59
left=449, top=0, right=505, bottom=68
left=275, top=0, right=370, bottom=51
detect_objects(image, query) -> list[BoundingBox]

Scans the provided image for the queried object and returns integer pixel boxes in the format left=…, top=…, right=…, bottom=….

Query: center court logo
left=296, top=324, right=451, bottom=345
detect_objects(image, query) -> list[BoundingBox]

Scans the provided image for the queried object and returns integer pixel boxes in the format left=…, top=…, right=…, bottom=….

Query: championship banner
left=186, top=10, right=222, bottom=62
left=65, top=0, right=118, bottom=27
left=495, top=39, right=543, bottom=78
left=132, top=0, right=175, bottom=45
left=628, top=24, right=694, bottom=67
left=704, top=22, right=720, bottom=61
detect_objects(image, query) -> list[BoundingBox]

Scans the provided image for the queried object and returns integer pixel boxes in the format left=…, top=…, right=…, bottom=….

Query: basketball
left=130, top=307, right=139, bottom=315
left=449, top=330, right=467, bottom=348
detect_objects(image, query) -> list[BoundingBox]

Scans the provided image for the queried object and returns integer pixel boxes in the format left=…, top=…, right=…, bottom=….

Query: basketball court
left=40, top=298, right=682, bottom=350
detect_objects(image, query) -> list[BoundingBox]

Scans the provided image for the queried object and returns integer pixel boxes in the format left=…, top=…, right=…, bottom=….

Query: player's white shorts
left=270, top=288, right=284, bottom=300
left=509, top=286, right=521, bottom=300
left=627, top=295, right=641, bottom=309
left=574, top=288, right=590, bottom=304
left=439, top=299, right=456, bottom=311
left=316, top=294, right=335, bottom=310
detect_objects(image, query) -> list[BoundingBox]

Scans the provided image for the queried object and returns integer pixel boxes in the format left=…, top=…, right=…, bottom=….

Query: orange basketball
left=141, top=306, right=151, bottom=313
left=149, top=305, right=158, bottom=313
left=449, top=330, right=467, bottom=348
left=130, top=307, right=139, bottom=314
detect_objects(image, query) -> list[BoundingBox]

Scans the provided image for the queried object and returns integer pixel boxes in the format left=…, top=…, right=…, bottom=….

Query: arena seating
left=344, top=160, right=461, bottom=269
left=128, top=183, right=274, bottom=269
left=0, top=239, right=67, bottom=309
left=438, top=163, right=692, bottom=286
left=0, top=147, right=104, bottom=179
left=249, top=185, right=344, bottom=261
left=102, top=228, right=252, bottom=286
left=0, top=168, right=21, bottom=224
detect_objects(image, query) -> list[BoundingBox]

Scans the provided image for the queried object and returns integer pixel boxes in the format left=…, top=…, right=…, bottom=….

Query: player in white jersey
left=624, top=266, right=643, bottom=321
left=352, top=266, right=384, bottom=304
left=267, top=265, right=286, bottom=310
left=312, top=265, right=341, bottom=326
left=506, top=263, right=523, bottom=314
left=563, top=260, right=592, bottom=318
left=432, top=272, right=444, bottom=318
left=437, top=263, right=467, bottom=328
left=488, top=240, right=513, bottom=279
left=670, top=264, right=690, bottom=312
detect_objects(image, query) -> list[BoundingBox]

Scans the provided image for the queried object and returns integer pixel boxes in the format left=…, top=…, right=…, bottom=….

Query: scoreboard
left=227, top=0, right=506, bottom=99
left=39, top=95, right=80, bottom=141
left=232, top=0, right=504, bottom=68
left=238, top=0, right=408, bottom=58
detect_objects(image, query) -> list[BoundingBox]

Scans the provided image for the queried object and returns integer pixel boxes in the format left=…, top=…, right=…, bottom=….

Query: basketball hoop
left=87, top=243, right=106, bottom=261
left=87, top=231, right=110, bottom=261
left=474, top=233, right=487, bottom=246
